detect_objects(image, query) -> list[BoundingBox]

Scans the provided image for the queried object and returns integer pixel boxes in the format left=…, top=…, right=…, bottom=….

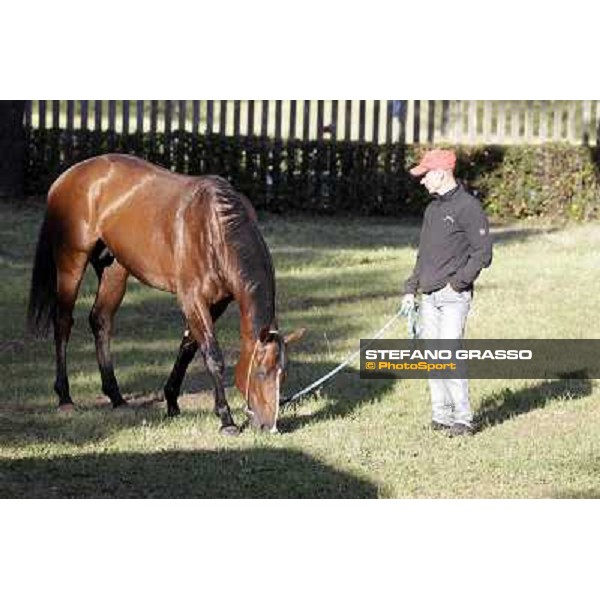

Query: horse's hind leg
left=89, top=252, right=129, bottom=408
left=53, top=250, right=89, bottom=409
left=163, top=329, right=197, bottom=417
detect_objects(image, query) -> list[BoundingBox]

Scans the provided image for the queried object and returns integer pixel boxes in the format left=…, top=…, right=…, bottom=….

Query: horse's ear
left=284, top=328, right=306, bottom=345
left=258, top=325, right=274, bottom=344
left=258, top=325, right=278, bottom=344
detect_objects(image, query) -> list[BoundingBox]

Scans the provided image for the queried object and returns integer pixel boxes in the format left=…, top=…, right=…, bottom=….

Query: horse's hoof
left=219, top=425, right=240, bottom=436
left=167, top=407, right=181, bottom=418
left=57, top=403, right=75, bottom=413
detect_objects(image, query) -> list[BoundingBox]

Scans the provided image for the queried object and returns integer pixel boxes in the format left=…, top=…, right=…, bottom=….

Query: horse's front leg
left=200, top=338, right=238, bottom=435
left=181, top=300, right=238, bottom=435
left=163, top=298, right=231, bottom=418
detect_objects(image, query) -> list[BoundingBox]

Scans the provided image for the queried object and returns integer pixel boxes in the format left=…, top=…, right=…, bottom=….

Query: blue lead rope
left=405, top=301, right=420, bottom=340
left=280, top=302, right=420, bottom=409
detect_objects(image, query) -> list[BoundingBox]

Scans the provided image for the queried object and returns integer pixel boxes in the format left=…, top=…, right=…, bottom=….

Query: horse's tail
left=27, top=212, right=57, bottom=338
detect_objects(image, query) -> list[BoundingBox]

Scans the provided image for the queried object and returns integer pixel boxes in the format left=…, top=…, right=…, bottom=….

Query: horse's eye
left=255, top=369, right=267, bottom=381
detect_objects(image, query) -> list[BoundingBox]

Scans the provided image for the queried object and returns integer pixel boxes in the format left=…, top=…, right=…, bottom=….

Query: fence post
left=164, top=101, right=172, bottom=134
left=553, top=102, right=562, bottom=141
left=0, top=101, right=26, bottom=197
left=344, top=100, right=352, bottom=141
left=524, top=100, right=533, bottom=142
left=220, top=100, right=228, bottom=135
left=192, top=101, right=200, bottom=134
left=123, top=100, right=130, bottom=135
left=94, top=101, right=103, bottom=131
left=233, top=100, right=241, bottom=137
left=136, top=100, right=145, bottom=133
left=289, top=100, right=297, bottom=140
left=39, top=100, right=47, bottom=130
left=496, top=101, right=505, bottom=144
left=452, top=100, right=462, bottom=143
left=539, top=100, right=548, bottom=142
left=427, top=100, right=436, bottom=143
left=178, top=100, right=186, bottom=132
left=52, top=100, right=60, bottom=129
left=510, top=101, right=520, bottom=143
left=483, top=101, right=492, bottom=144
left=581, top=100, right=591, bottom=144
left=358, top=100, right=366, bottom=142
left=468, top=100, right=476, bottom=144
left=81, top=101, right=89, bottom=131
left=567, top=102, right=577, bottom=143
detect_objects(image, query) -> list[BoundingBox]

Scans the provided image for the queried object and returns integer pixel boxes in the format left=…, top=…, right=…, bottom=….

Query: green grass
left=1, top=199, right=599, bottom=498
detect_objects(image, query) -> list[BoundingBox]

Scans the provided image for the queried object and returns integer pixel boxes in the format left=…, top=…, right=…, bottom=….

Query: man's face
left=420, top=169, right=446, bottom=194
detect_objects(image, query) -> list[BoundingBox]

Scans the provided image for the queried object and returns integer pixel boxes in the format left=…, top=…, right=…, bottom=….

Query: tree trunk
left=0, top=101, right=26, bottom=198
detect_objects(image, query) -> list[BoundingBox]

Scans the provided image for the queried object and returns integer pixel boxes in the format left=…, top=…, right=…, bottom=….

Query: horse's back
left=49, top=154, right=191, bottom=205
left=47, top=154, right=194, bottom=234
left=44, top=154, right=256, bottom=295
left=44, top=155, right=189, bottom=287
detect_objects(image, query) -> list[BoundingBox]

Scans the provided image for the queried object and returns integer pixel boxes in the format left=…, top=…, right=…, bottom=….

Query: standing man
left=401, top=149, right=493, bottom=436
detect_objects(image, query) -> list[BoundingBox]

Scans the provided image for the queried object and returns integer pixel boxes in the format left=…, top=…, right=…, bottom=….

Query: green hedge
left=473, top=145, right=600, bottom=220
left=24, top=129, right=416, bottom=215
left=24, top=129, right=600, bottom=220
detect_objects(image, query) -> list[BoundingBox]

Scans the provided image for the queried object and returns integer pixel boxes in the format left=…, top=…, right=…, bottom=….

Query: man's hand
left=400, top=293, right=415, bottom=316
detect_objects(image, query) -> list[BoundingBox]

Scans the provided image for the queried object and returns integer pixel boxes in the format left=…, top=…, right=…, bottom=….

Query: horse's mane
left=205, top=176, right=276, bottom=336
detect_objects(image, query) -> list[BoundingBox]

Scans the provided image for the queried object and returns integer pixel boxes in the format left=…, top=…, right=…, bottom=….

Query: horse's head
left=236, top=325, right=305, bottom=433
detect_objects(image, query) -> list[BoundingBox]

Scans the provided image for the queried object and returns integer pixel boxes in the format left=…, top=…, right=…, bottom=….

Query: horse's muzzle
left=246, top=410, right=278, bottom=434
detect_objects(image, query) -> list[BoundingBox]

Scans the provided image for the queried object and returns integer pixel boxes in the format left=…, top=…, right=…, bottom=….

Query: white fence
left=24, top=100, right=600, bottom=146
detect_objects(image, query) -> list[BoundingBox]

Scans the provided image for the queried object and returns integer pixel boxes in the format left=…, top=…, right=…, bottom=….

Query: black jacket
left=403, top=184, right=493, bottom=294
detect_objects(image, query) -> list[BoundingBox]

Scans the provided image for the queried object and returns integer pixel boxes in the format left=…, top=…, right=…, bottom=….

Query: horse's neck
left=221, top=211, right=276, bottom=353
left=229, top=235, right=276, bottom=345
left=237, top=285, right=276, bottom=345
left=235, top=288, right=276, bottom=387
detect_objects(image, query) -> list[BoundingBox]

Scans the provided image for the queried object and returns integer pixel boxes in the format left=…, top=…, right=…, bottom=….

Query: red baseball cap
left=409, top=149, right=456, bottom=176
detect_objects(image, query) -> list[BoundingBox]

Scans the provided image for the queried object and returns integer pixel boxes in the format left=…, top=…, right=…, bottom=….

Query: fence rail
left=24, top=100, right=600, bottom=146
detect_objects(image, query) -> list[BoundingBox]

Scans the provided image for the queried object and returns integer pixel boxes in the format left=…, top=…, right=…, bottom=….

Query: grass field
left=1, top=198, right=599, bottom=498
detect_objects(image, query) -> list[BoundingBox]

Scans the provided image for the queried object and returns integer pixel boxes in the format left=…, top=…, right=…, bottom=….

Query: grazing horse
left=27, top=154, right=304, bottom=434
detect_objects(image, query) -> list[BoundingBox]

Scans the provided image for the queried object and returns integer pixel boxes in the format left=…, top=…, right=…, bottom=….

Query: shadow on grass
left=490, top=227, right=560, bottom=245
left=278, top=362, right=396, bottom=433
left=0, top=357, right=392, bottom=446
left=263, top=209, right=559, bottom=261
left=475, top=374, right=593, bottom=430
left=0, top=397, right=174, bottom=447
left=0, top=447, right=378, bottom=498
left=552, top=488, right=600, bottom=499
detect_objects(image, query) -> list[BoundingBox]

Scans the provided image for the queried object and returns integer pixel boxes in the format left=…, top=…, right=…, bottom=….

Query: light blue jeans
left=419, top=284, right=472, bottom=426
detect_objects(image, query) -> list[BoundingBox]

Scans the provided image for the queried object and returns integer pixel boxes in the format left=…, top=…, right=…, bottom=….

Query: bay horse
left=27, top=154, right=304, bottom=434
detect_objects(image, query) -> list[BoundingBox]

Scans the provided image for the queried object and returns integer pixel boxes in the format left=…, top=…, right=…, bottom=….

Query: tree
left=0, top=101, right=26, bottom=197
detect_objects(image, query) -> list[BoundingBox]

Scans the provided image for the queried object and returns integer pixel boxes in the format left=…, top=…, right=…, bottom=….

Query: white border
left=1, top=501, right=598, bottom=600
left=2, top=2, right=597, bottom=598
left=2, top=2, right=595, bottom=99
